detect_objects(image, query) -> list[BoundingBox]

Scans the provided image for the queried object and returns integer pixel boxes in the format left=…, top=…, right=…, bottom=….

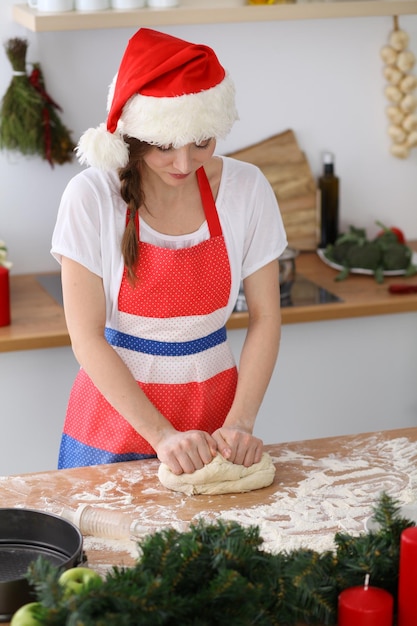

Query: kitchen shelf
left=12, top=0, right=417, bottom=32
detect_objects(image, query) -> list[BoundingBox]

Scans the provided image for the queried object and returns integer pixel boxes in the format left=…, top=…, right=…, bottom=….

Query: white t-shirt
left=51, top=156, right=287, bottom=328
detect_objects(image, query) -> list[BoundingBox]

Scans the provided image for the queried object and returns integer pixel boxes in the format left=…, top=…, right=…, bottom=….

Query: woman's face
left=142, top=139, right=216, bottom=186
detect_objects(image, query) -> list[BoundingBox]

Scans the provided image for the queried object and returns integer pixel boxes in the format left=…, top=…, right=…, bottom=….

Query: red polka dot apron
left=59, top=166, right=238, bottom=468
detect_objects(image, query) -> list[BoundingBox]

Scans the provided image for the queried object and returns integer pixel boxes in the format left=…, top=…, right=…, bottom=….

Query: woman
left=52, top=28, right=287, bottom=474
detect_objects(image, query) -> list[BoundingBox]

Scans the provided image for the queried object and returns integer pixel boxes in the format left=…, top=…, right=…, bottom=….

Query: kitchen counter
left=231, top=240, right=417, bottom=328
left=1, top=243, right=416, bottom=351
left=1, top=426, right=417, bottom=624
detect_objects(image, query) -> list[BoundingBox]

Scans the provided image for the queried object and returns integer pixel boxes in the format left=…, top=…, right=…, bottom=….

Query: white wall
left=1, top=2, right=417, bottom=275
left=1, top=1, right=416, bottom=475
left=252, top=312, right=417, bottom=444
left=0, top=348, right=79, bottom=476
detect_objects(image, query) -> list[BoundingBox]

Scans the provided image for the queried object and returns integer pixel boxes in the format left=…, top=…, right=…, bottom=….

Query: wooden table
left=1, top=427, right=417, bottom=576
left=1, top=242, right=417, bottom=351
left=2, top=427, right=417, bottom=625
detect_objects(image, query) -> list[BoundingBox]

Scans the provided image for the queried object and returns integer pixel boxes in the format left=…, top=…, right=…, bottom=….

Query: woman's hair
left=119, top=137, right=152, bottom=284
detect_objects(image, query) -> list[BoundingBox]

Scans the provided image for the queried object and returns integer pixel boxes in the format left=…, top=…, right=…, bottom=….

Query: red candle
left=398, top=527, right=417, bottom=626
left=338, top=576, right=393, bottom=626
left=0, top=266, right=11, bottom=327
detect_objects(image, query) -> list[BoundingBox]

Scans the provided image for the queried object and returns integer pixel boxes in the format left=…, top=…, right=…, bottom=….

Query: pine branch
left=25, top=493, right=415, bottom=626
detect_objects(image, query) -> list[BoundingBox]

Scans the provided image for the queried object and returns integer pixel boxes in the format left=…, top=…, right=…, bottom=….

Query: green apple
left=58, top=566, right=102, bottom=596
left=10, top=602, right=43, bottom=626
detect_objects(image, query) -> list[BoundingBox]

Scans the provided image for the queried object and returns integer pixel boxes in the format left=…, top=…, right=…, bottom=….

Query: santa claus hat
left=76, top=28, right=238, bottom=170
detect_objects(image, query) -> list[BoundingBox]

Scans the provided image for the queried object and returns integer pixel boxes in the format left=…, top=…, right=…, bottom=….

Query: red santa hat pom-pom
left=76, top=123, right=130, bottom=170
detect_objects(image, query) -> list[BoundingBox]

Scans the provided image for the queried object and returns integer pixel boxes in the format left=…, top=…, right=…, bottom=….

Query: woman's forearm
left=72, top=335, right=176, bottom=450
left=223, top=310, right=281, bottom=433
left=62, top=257, right=175, bottom=450
left=223, top=259, right=281, bottom=433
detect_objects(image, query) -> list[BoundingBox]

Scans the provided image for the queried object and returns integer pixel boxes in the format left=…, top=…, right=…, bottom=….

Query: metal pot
left=0, top=508, right=84, bottom=622
left=233, top=246, right=300, bottom=312
left=279, top=247, right=299, bottom=301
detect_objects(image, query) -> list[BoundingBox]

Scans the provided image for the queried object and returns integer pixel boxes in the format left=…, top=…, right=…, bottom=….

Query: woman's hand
left=210, top=261, right=279, bottom=469
left=156, top=430, right=218, bottom=475
left=211, top=427, right=263, bottom=467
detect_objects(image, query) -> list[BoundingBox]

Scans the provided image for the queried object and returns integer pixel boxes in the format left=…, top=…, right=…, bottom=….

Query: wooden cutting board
left=227, top=130, right=319, bottom=250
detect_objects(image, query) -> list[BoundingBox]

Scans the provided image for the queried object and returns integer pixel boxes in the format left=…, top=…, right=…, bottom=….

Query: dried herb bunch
left=0, top=38, right=75, bottom=167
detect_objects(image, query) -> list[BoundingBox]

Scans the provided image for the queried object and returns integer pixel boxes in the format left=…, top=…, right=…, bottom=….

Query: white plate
left=317, top=248, right=417, bottom=277
left=364, top=503, right=417, bottom=532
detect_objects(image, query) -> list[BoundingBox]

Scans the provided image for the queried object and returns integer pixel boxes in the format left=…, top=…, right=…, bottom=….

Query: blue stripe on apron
left=58, top=433, right=156, bottom=469
left=104, top=326, right=227, bottom=356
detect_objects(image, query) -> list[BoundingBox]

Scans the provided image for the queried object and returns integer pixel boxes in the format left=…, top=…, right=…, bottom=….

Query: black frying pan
left=0, top=508, right=84, bottom=622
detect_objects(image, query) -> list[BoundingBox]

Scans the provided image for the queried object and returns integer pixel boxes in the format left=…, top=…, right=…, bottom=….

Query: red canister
left=0, top=266, right=11, bottom=327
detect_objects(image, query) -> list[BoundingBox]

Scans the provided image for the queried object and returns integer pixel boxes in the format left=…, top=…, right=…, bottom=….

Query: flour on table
left=192, top=436, right=417, bottom=553
left=35, top=436, right=417, bottom=570
left=158, top=452, right=276, bottom=495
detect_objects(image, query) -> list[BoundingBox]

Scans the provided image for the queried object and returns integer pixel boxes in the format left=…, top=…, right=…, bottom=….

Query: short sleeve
left=217, top=157, right=287, bottom=283
left=51, top=172, right=105, bottom=277
left=241, top=165, right=287, bottom=279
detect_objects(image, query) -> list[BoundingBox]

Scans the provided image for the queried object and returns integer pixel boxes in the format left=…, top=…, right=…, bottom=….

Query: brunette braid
left=119, top=138, right=151, bottom=284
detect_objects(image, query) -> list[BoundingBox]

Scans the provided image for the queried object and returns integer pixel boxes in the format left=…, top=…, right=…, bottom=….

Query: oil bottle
left=318, top=152, right=339, bottom=248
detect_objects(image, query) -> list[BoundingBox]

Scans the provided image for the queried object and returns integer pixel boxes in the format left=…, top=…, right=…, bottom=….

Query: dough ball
left=380, top=45, right=398, bottom=65
left=158, top=452, right=276, bottom=496
left=389, top=29, right=410, bottom=52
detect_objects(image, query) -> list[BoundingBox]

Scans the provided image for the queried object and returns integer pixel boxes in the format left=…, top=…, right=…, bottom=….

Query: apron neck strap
left=196, top=166, right=222, bottom=238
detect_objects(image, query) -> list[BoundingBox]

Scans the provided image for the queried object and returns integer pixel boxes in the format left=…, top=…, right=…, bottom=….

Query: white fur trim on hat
left=77, top=73, right=238, bottom=170
left=117, top=73, right=237, bottom=149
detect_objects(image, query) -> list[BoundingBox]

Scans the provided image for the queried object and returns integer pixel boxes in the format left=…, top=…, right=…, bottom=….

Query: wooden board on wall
left=227, top=130, right=319, bottom=250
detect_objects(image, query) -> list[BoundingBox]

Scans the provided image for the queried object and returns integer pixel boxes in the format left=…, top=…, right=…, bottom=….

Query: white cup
left=147, top=0, right=178, bottom=6
left=28, top=0, right=74, bottom=11
left=75, top=0, right=109, bottom=10
left=111, top=0, right=145, bottom=7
